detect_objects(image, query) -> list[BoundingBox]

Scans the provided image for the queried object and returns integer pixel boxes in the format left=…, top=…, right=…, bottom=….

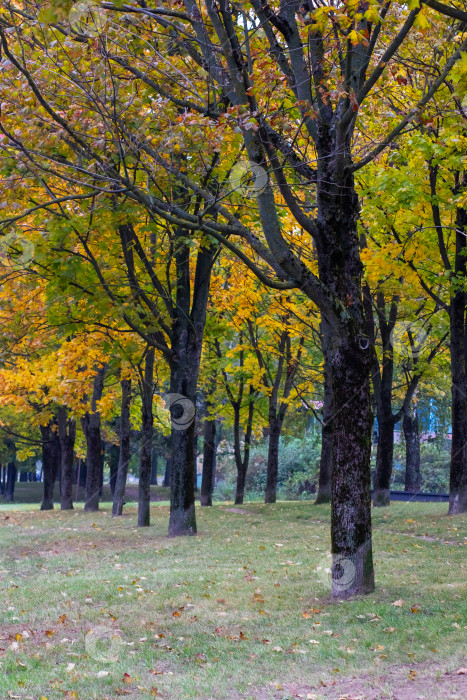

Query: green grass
left=3, top=481, right=170, bottom=504
left=0, top=501, right=466, bottom=699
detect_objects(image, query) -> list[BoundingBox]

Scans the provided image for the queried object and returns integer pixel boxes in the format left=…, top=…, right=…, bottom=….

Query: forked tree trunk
left=168, top=236, right=215, bottom=536
left=403, top=404, right=421, bottom=492
left=233, top=388, right=255, bottom=506
left=315, top=360, right=333, bottom=504
left=138, top=347, right=155, bottom=527
left=82, top=365, right=106, bottom=512
left=40, top=422, right=61, bottom=510
left=58, top=407, right=76, bottom=510
left=113, top=379, right=132, bottom=516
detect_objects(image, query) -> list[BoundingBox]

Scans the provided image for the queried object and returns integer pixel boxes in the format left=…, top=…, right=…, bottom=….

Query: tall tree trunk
left=403, top=404, right=421, bottom=492
left=150, top=452, right=158, bottom=485
left=108, top=443, right=120, bottom=496
left=233, top=389, right=255, bottom=506
left=99, top=445, right=105, bottom=498
left=138, top=347, right=155, bottom=527
left=317, top=163, right=375, bottom=597
left=40, top=422, right=60, bottom=510
left=163, top=458, right=171, bottom=487
left=58, top=407, right=76, bottom=511
left=329, top=336, right=374, bottom=597
left=315, top=359, right=333, bottom=504
left=265, top=413, right=281, bottom=504
left=112, top=378, right=132, bottom=516
left=5, top=453, right=17, bottom=502
left=201, top=412, right=217, bottom=506
left=373, top=416, right=395, bottom=506
left=449, top=206, right=467, bottom=514
left=82, top=364, right=106, bottom=512
left=168, top=235, right=216, bottom=536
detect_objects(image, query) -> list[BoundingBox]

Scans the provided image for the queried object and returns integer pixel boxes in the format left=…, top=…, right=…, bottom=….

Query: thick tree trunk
left=201, top=412, right=217, bottom=506
left=315, top=359, right=333, bottom=504
left=373, top=416, right=395, bottom=507
left=316, top=158, right=375, bottom=597
left=168, top=234, right=215, bottom=536
left=82, top=364, right=106, bottom=512
left=40, top=422, right=61, bottom=510
left=5, top=462, right=17, bottom=502
left=330, top=338, right=374, bottom=598
left=138, top=347, right=155, bottom=527
left=403, top=404, right=421, bottom=492
left=108, top=443, right=120, bottom=496
left=265, top=413, right=281, bottom=504
left=0, top=465, right=5, bottom=495
left=112, top=379, right=132, bottom=517
left=58, top=407, right=76, bottom=511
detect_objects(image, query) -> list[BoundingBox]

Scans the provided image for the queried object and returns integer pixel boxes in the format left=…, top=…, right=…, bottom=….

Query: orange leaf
left=122, top=673, right=132, bottom=685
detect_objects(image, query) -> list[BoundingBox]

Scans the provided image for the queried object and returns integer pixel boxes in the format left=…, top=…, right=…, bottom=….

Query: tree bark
left=58, top=407, right=76, bottom=510
left=449, top=206, right=467, bottom=514
left=315, top=162, right=375, bottom=597
left=5, top=459, right=17, bottom=502
left=329, top=337, right=374, bottom=598
left=403, top=404, right=421, bottom=492
left=112, top=378, right=132, bottom=516
left=150, top=452, right=158, bottom=485
left=40, top=422, right=61, bottom=510
left=108, top=443, right=120, bottom=496
left=163, top=458, right=171, bottom=487
left=265, top=413, right=281, bottom=504
left=138, top=347, right=155, bottom=527
left=82, top=364, right=106, bottom=512
left=315, top=359, right=333, bottom=504
left=201, top=411, right=217, bottom=506
left=373, top=416, right=396, bottom=506
left=168, top=233, right=216, bottom=536
left=233, top=388, right=255, bottom=505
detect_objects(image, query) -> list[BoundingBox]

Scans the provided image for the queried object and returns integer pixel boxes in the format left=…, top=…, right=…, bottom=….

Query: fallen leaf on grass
left=45, top=630, right=55, bottom=638
left=122, top=673, right=132, bottom=685
left=97, top=671, right=110, bottom=678
left=408, top=670, right=417, bottom=680
left=456, top=668, right=467, bottom=675
left=150, top=688, right=162, bottom=697
left=392, top=599, right=404, bottom=607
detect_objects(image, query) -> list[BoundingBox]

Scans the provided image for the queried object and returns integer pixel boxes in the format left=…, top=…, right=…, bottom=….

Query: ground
left=0, top=500, right=466, bottom=699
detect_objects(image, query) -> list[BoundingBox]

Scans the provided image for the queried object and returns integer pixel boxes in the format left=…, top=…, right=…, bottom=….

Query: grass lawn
left=0, top=500, right=466, bottom=699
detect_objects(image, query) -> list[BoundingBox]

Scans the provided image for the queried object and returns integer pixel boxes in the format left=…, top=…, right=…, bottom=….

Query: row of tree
left=0, top=0, right=466, bottom=598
